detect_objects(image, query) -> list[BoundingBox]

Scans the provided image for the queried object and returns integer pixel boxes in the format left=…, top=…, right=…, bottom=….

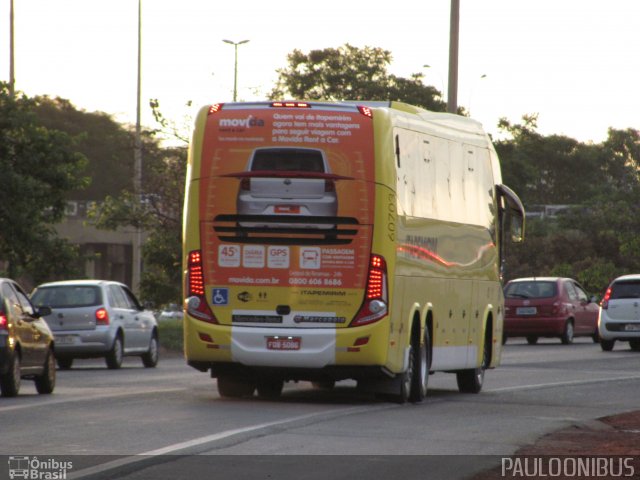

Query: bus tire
left=217, top=375, right=256, bottom=398
left=409, top=329, right=430, bottom=403
left=256, top=378, right=284, bottom=399
left=456, top=329, right=490, bottom=394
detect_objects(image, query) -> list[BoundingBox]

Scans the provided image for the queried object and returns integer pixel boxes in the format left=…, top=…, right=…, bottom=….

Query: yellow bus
left=182, top=101, right=524, bottom=402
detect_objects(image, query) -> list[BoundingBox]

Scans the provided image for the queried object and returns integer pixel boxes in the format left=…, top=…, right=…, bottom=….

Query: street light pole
left=9, top=0, right=15, bottom=97
left=222, top=39, right=249, bottom=101
left=447, top=0, right=460, bottom=114
left=133, top=0, right=143, bottom=294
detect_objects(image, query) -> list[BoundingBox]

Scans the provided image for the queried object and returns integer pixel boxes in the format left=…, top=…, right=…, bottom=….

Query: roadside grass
left=158, top=319, right=183, bottom=353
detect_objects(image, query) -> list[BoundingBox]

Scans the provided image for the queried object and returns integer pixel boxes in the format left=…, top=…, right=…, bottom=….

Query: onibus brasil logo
left=7, top=456, right=73, bottom=479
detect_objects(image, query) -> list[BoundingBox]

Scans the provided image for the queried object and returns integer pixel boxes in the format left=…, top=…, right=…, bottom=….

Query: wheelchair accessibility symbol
left=212, top=288, right=229, bottom=305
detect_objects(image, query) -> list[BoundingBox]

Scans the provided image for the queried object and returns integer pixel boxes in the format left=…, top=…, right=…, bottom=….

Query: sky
left=2, top=0, right=639, bottom=144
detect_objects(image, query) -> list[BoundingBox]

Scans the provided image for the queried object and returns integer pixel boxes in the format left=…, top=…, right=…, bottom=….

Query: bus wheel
left=409, top=330, right=430, bottom=403
left=217, top=375, right=256, bottom=398
left=256, top=378, right=284, bottom=399
left=457, top=332, right=490, bottom=394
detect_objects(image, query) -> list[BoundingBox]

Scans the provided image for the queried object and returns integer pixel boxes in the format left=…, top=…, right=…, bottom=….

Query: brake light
left=357, top=105, right=373, bottom=118
left=601, top=287, right=612, bottom=309
left=240, top=178, right=251, bottom=191
left=324, top=179, right=335, bottom=192
left=188, top=250, right=205, bottom=296
left=208, top=103, right=224, bottom=114
left=187, top=250, right=217, bottom=323
left=0, top=313, right=8, bottom=331
left=351, top=255, right=388, bottom=326
left=271, top=101, right=310, bottom=108
left=96, top=308, right=109, bottom=325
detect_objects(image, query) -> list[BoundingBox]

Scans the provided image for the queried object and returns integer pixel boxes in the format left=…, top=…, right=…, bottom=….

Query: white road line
left=487, top=374, right=640, bottom=392
left=69, top=404, right=386, bottom=479
left=0, top=387, right=184, bottom=413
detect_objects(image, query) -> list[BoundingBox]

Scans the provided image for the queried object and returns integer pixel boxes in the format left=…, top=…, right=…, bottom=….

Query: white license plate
left=266, top=336, right=301, bottom=351
left=517, top=307, right=537, bottom=315
left=624, top=324, right=640, bottom=331
left=55, top=335, right=76, bottom=345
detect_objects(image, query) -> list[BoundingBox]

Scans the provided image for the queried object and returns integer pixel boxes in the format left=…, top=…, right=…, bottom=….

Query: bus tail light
left=351, top=255, right=388, bottom=327
left=601, top=287, right=612, bottom=310
left=186, top=250, right=218, bottom=323
left=208, top=103, right=224, bottom=114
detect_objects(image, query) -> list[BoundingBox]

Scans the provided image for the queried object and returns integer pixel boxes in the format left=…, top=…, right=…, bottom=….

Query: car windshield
left=251, top=149, right=325, bottom=173
left=505, top=281, right=557, bottom=299
left=31, top=286, right=102, bottom=308
left=610, top=280, right=640, bottom=299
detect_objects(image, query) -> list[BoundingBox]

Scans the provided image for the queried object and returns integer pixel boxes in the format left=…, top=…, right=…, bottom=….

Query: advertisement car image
left=234, top=147, right=339, bottom=229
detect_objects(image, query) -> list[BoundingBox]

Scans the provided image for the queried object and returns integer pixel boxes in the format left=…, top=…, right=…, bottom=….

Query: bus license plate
left=266, top=336, right=301, bottom=351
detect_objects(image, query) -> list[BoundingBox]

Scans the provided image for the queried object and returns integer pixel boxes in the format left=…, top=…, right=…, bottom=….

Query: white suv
left=598, top=274, right=640, bottom=351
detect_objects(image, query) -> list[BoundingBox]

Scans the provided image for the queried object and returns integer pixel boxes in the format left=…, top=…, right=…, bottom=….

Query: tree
left=270, top=44, right=446, bottom=112
left=497, top=117, right=640, bottom=295
left=89, top=100, right=187, bottom=307
left=0, top=83, right=88, bottom=282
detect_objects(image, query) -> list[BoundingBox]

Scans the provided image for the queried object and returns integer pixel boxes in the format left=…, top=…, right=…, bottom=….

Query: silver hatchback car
left=236, top=147, right=338, bottom=229
left=31, top=280, right=159, bottom=369
left=598, top=274, right=640, bottom=351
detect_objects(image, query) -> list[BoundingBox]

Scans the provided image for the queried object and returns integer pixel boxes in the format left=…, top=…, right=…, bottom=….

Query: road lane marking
left=69, top=404, right=390, bottom=479
left=487, top=373, right=640, bottom=392
left=0, top=387, right=184, bottom=413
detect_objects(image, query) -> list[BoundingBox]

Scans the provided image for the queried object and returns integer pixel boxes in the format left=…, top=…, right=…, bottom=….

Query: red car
left=503, top=277, right=600, bottom=344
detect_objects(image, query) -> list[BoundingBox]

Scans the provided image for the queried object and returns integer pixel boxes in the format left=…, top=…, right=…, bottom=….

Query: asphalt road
left=1, top=337, right=639, bottom=480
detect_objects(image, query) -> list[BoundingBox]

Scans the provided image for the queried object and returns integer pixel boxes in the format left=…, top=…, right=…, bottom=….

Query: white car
left=31, top=280, right=159, bottom=369
left=598, top=274, right=640, bottom=351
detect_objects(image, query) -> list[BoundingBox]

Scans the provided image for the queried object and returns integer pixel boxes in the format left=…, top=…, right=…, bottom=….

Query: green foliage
left=499, top=118, right=640, bottom=295
left=270, top=44, right=446, bottom=112
left=158, top=318, right=183, bottom=352
left=0, top=83, right=88, bottom=281
left=32, top=96, right=136, bottom=200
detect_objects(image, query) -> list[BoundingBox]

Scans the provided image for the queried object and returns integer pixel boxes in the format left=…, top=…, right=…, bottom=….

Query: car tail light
left=351, top=255, right=388, bottom=327
left=601, top=287, right=612, bottom=309
left=96, top=308, right=109, bottom=325
left=0, top=313, right=8, bottom=331
left=240, top=178, right=251, bottom=191
left=187, top=250, right=217, bottom=323
left=324, top=179, right=335, bottom=192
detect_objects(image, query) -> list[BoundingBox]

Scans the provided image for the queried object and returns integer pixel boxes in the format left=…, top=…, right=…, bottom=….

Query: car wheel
left=0, top=351, right=21, bottom=397
left=256, top=378, right=284, bottom=399
left=600, top=339, right=615, bottom=351
left=629, top=339, right=640, bottom=352
left=106, top=336, right=123, bottom=369
left=35, top=348, right=56, bottom=394
left=526, top=336, right=539, bottom=345
left=592, top=329, right=600, bottom=343
left=217, top=375, right=255, bottom=398
left=141, top=334, right=159, bottom=368
left=561, top=321, right=574, bottom=345
left=57, top=357, right=73, bottom=370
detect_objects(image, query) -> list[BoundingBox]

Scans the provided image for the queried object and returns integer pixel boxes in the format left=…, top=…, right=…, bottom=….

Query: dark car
left=503, top=277, right=599, bottom=344
left=0, top=278, right=56, bottom=397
